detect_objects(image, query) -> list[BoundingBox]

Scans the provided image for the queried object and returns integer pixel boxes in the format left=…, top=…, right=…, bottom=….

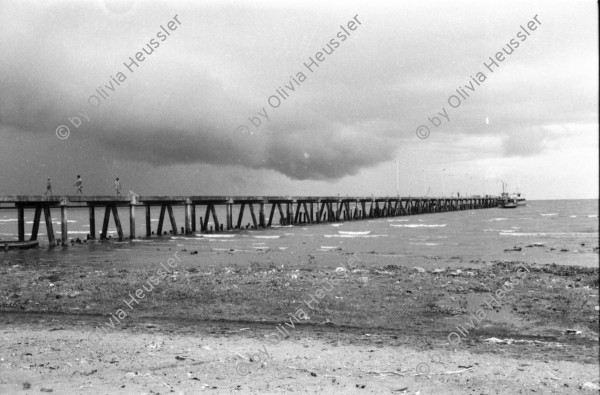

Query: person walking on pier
left=44, top=178, right=52, bottom=196
left=114, top=177, right=122, bottom=196
left=74, top=175, right=83, bottom=195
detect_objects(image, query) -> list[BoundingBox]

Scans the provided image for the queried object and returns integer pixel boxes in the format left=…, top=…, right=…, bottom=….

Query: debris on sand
left=580, top=382, right=600, bottom=391
left=485, top=337, right=505, bottom=343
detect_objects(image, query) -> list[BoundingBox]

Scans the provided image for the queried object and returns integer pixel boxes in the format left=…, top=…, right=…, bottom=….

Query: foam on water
left=338, top=231, right=371, bottom=235
left=500, top=232, right=598, bottom=238
left=390, top=224, right=447, bottom=228
left=195, top=234, right=236, bottom=238
left=324, top=234, right=387, bottom=238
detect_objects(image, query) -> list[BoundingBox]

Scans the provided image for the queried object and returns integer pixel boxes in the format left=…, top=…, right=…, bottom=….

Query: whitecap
left=500, top=232, right=598, bottom=238
left=338, top=231, right=371, bottom=235
left=324, top=234, right=387, bottom=238
left=195, top=234, right=235, bottom=238
left=390, top=224, right=447, bottom=228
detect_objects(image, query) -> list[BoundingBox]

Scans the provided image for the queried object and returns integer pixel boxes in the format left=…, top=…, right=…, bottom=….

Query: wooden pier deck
left=0, top=195, right=498, bottom=247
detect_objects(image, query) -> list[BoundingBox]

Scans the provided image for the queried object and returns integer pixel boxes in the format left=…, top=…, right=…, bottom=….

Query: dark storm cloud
left=0, top=0, right=399, bottom=180
left=0, top=0, right=597, bottom=188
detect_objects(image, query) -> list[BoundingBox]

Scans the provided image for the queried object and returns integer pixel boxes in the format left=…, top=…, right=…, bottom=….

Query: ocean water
left=1, top=200, right=598, bottom=268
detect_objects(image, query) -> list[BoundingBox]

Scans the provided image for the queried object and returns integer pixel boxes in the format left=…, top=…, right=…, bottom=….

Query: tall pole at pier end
left=394, top=161, right=400, bottom=197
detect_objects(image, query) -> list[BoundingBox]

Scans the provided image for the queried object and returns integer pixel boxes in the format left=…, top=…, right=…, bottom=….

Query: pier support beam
left=17, top=206, right=25, bottom=242
left=259, top=202, right=266, bottom=227
left=248, top=203, right=258, bottom=228
left=145, top=205, right=151, bottom=237
left=101, top=207, right=111, bottom=239
left=157, top=205, right=166, bottom=235
left=288, top=202, right=294, bottom=225
left=43, top=207, right=55, bottom=246
left=167, top=205, right=177, bottom=235
left=191, top=204, right=196, bottom=232
left=210, top=205, right=220, bottom=231
left=30, top=207, right=42, bottom=241
left=111, top=206, right=124, bottom=240
left=267, top=203, right=276, bottom=226
left=129, top=201, right=136, bottom=240
left=89, top=206, right=96, bottom=239
left=184, top=199, right=192, bottom=235
left=226, top=202, right=233, bottom=230
left=60, top=202, right=68, bottom=246
left=236, top=203, right=246, bottom=229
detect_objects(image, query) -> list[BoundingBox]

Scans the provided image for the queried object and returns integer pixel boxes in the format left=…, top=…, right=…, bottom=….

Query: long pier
left=0, top=195, right=498, bottom=247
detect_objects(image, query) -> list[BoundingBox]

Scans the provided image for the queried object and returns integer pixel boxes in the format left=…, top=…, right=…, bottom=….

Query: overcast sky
left=0, top=0, right=597, bottom=199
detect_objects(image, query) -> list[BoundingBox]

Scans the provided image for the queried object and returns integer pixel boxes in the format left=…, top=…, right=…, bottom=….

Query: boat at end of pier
left=511, top=192, right=526, bottom=206
left=498, top=182, right=522, bottom=208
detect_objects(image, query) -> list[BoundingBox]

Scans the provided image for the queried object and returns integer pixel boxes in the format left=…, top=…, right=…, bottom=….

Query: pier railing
left=0, top=195, right=499, bottom=246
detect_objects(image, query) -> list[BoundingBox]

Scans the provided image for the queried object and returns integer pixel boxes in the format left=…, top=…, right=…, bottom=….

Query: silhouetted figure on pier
left=114, top=177, right=122, bottom=196
left=44, top=178, right=52, bottom=196
left=74, top=175, right=83, bottom=195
